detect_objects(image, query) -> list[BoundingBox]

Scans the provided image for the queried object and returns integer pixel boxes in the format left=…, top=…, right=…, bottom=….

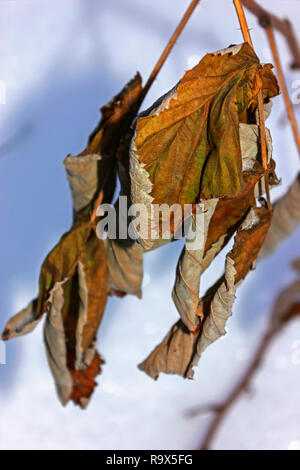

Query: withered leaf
left=172, top=199, right=218, bottom=333
left=130, top=42, right=279, bottom=221
left=204, top=171, right=261, bottom=254
left=44, top=281, right=74, bottom=406
left=292, top=258, right=300, bottom=272
left=76, top=234, right=107, bottom=369
left=4, top=229, right=107, bottom=408
left=64, top=154, right=103, bottom=215
left=230, top=206, right=272, bottom=283
left=131, top=44, right=278, bottom=344
left=2, top=299, right=39, bottom=340
left=36, top=222, right=92, bottom=319
left=2, top=219, right=93, bottom=346
left=64, top=73, right=143, bottom=218
left=70, top=352, right=104, bottom=408
left=171, top=162, right=272, bottom=333
left=106, top=238, right=143, bottom=298
left=44, top=233, right=107, bottom=407
left=2, top=73, right=144, bottom=407
left=138, top=321, right=194, bottom=379
left=139, top=206, right=272, bottom=380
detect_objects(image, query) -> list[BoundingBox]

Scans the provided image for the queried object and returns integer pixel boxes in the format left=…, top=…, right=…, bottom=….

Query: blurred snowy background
left=0, top=0, right=300, bottom=450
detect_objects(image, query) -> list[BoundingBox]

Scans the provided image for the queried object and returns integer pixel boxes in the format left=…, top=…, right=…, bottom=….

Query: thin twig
left=241, top=0, right=300, bottom=69
left=198, top=327, right=275, bottom=450
left=138, top=0, right=201, bottom=106
left=185, top=403, right=223, bottom=418
left=233, top=0, right=271, bottom=211
left=257, top=92, right=272, bottom=210
left=266, top=26, right=300, bottom=157
left=196, top=274, right=300, bottom=450
left=233, top=0, right=253, bottom=46
left=92, top=0, right=201, bottom=219
left=0, top=123, right=32, bottom=158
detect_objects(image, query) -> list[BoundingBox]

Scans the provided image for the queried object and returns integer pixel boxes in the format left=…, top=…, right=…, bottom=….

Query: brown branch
left=185, top=403, right=224, bottom=418
left=233, top=0, right=271, bottom=211
left=0, top=123, right=32, bottom=158
left=265, top=26, right=300, bottom=157
left=233, top=0, right=253, bottom=46
left=90, top=189, right=104, bottom=224
left=241, top=0, right=300, bottom=69
left=195, top=276, right=300, bottom=450
left=198, top=327, right=274, bottom=450
left=138, top=0, right=201, bottom=106
left=91, top=0, right=201, bottom=219
left=257, top=91, right=272, bottom=210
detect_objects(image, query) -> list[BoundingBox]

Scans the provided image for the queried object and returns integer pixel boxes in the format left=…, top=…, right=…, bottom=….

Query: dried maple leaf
left=139, top=206, right=272, bottom=380
left=130, top=43, right=279, bottom=219
left=269, top=257, right=300, bottom=328
left=172, top=199, right=218, bottom=333
left=129, top=44, right=278, bottom=332
left=2, top=73, right=143, bottom=407
left=70, top=352, right=104, bottom=408
left=4, top=227, right=107, bottom=407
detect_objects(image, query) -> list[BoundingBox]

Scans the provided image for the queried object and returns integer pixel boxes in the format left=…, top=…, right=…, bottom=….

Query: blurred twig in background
left=260, top=174, right=300, bottom=258
left=0, top=123, right=32, bottom=158
left=241, top=2, right=300, bottom=156
left=265, top=26, right=300, bottom=156
left=186, top=0, right=300, bottom=451
left=242, top=0, right=300, bottom=69
left=187, top=261, right=300, bottom=450
left=233, top=0, right=271, bottom=208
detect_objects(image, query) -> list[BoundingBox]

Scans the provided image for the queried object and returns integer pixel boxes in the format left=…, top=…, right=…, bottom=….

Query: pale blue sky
left=0, top=0, right=300, bottom=450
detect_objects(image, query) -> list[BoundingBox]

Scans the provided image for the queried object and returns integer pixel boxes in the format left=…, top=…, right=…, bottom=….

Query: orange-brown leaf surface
left=139, top=206, right=272, bottom=380
left=76, top=234, right=107, bottom=366
left=2, top=43, right=282, bottom=408
left=69, top=352, right=104, bottom=409
left=131, top=43, right=279, bottom=214
left=64, top=73, right=143, bottom=217
left=36, top=222, right=92, bottom=318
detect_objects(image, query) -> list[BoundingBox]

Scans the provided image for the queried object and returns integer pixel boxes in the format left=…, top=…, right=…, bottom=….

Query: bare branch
left=241, top=0, right=300, bottom=69
left=138, top=0, right=201, bottom=106
left=91, top=1, right=201, bottom=220
left=196, top=273, right=300, bottom=450
left=233, top=0, right=271, bottom=210
left=265, top=26, right=300, bottom=157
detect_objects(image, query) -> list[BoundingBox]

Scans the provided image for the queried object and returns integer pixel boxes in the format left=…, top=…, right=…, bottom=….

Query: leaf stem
left=92, top=1, right=201, bottom=220
left=233, top=0, right=253, bottom=46
left=266, top=26, right=300, bottom=157
left=138, top=0, right=201, bottom=107
left=233, top=0, right=272, bottom=211
left=241, top=0, right=300, bottom=69
left=91, top=190, right=104, bottom=224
